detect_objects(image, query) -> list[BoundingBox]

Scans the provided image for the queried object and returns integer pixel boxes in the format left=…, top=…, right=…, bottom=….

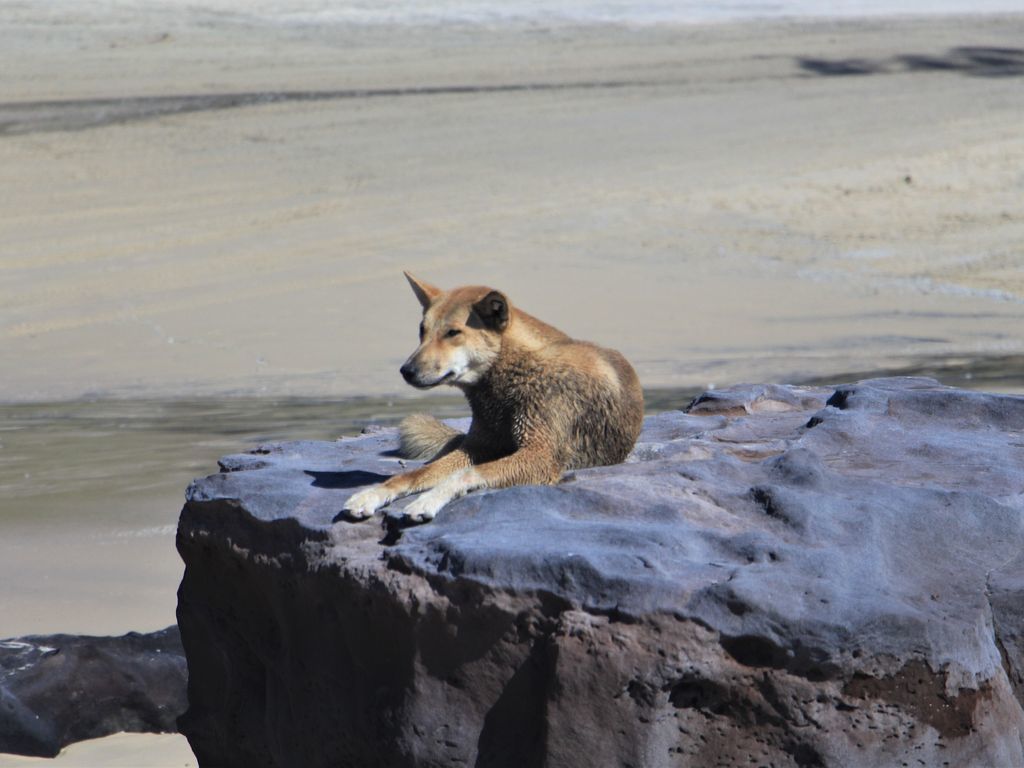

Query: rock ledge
left=176, top=378, right=1024, bottom=767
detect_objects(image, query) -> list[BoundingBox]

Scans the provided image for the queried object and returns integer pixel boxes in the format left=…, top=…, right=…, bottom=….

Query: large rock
left=175, top=378, right=1024, bottom=767
left=0, top=627, right=186, bottom=757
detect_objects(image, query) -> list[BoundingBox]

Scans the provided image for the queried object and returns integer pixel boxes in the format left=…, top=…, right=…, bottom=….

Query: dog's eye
left=445, top=328, right=462, bottom=338
left=418, top=323, right=425, bottom=340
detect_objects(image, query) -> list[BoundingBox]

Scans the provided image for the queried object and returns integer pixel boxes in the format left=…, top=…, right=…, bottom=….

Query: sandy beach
left=1, top=3, right=1023, bottom=763
left=3, top=10, right=1023, bottom=403
left=0, top=733, right=196, bottom=768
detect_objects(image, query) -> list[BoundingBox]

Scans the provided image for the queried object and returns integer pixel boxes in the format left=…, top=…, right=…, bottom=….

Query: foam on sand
left=6, top=0, right=1024, bottom=28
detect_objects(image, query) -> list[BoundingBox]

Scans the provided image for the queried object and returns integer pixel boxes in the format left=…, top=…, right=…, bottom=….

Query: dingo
left=343, top=273, right=643, bottom=522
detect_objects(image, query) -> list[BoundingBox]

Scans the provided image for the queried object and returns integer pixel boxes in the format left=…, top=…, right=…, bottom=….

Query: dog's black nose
left=400, top=363, right=416, bottom=383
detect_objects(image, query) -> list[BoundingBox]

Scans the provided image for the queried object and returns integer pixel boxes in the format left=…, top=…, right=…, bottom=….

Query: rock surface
left=0, top=626, right=186, bottom=757
left=176, top=377, right=1024, bottom=767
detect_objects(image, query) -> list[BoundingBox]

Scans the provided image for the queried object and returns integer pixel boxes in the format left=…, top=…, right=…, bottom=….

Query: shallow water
left=23, top=0, right=1024, bottom=27
left=1, top=357, right=1021, bottom=637
left=0, top=393, right=470, bottom=636
left=0, top=394, right=471, bottom=526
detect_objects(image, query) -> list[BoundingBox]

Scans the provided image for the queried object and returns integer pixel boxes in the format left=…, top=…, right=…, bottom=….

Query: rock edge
left=176, top=378, right=1024, bottom=767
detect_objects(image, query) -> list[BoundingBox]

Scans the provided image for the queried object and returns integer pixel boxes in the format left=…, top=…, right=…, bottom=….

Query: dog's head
left=399, top=272, right=509, bottom=389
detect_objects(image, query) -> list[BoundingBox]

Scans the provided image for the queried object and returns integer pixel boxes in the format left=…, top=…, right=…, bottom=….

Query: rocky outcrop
left=0, top=626, right=186, bottom=757
left=175, top=378, right=1024, bottom=767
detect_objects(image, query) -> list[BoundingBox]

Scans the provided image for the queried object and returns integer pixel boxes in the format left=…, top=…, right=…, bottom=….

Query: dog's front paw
left=341, top=485, right=392, bottom=520
left=403, top=490, right=448, bottom=523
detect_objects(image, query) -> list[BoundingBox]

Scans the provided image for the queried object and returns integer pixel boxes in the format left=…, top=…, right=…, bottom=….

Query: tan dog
left=343, top=273, right=644, bottom=522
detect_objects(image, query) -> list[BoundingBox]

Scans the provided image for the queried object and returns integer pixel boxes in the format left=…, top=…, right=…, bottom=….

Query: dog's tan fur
left=343, top=273, right=644, bottom=522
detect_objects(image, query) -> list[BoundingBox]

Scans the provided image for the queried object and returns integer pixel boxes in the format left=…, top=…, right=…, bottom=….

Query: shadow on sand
left=0, top=78, right=665, bottom=137
left=798, top=46, right=1024, bottom=78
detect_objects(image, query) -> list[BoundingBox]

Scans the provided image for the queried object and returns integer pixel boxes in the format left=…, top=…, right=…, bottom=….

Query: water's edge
left=0, top=355, right=1020, bottom=638
left=3, top=355, right=1021, bottom=520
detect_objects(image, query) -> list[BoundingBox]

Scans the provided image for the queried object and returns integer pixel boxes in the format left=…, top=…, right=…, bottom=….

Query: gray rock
left=176, top=377, right=1024, bottom=767
left=0, top=626, right=186, bottom=757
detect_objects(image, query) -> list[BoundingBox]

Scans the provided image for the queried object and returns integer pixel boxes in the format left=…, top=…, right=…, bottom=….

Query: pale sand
left=0, top=733, right=195, bottom=767
left=1, top=7, right=1023, bottom=764
left=1, top=11, right=1022, bottom=404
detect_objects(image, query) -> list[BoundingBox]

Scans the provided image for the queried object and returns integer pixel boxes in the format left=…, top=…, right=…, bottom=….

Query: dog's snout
left=400, top=362, right=416, bottom=383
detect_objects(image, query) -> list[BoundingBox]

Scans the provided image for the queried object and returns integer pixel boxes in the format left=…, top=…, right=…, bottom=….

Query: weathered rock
left=176, top=377, right=1024, bottom=767
left=0, top=626, right=186, bottom=757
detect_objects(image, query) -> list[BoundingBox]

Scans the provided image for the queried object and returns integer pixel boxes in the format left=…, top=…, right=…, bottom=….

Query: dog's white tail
left=399, top=414, right=464, bottom=461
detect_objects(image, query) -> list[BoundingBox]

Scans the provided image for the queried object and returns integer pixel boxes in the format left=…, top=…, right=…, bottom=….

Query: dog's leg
left=342, top=449, right=473, bottom=520
left=403, top=446, right=561, bottom=522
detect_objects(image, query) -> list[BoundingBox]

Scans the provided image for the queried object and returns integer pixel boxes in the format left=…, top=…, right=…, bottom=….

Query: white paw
left=403, top=490, right=448, bottom=523
left=342, top=485, right=392, bottom=520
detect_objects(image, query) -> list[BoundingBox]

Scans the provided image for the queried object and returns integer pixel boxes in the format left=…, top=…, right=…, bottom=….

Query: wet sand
left=1, top=5, right=1023, bottom=764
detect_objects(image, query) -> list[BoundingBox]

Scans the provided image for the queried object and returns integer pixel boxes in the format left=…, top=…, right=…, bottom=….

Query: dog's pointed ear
left=473, top=290, right=510, bottom=331
left=404, top=272, right=441, bottom=309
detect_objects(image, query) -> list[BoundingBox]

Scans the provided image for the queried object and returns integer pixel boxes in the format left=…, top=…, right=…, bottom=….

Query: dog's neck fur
left=466, top=308, right=566, bottom=383
left=457, top=307, right=565, bottom=423
left=502, top=307, right=570, bottom=349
